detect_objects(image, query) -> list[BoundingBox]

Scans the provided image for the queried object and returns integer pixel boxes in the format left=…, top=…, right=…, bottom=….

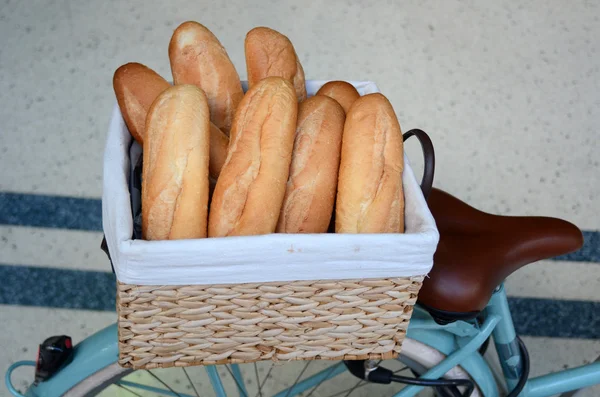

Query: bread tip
left=360, top=92, right=386, bottom=101
left=315, top=94, right=345, bottom=111
left=245, top=26, right=293, bottom=45
left=347, top=92, right=388, bottom=113
left=173, top=20, right=209, bottom=33
left=114, top=61, right=142, bottom=71
left=170, top=21, right=215, bottom=49
left=113, top=62, right=164, bottom=89
left=113, top=62, right=141, bottom=81
left=246, top=26, right=276, bottom=37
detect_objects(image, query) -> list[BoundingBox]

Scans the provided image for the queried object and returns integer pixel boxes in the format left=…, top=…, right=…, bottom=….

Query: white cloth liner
left=102, top=80, right=439, bottom=285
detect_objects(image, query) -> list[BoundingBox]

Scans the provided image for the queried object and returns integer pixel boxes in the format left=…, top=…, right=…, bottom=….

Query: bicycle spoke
left=325, top=364, right=409, bottom=397
left=329, top=377, right=380, bottom=397
left=341, top=378, right=365, bottom=397
left=305, top=363, right=344, bottom=397
left=115, top=382, right=144, bottom=397
left=225, top=364, right=248, bottom=397
left=283, top=361, right=311, bottom=397
left=254, top=362, right=263, bottom=397
left=342, top=359, right=382, bottom=397
left=146, top=370, right=183, bottom=397
left=255, top=362, right=275, bottom=397
left=182, top=368, right=200, bottom=397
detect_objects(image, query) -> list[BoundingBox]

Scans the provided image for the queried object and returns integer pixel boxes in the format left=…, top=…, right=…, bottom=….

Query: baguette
left=209, top=77, right=297, bottom=237
left=169, top=21, right=243, bottom=135
left=316, top=81, right=360, bottom=114
left=113, top=62, right=228, bottom=178
left=276, top=96, right=345, bottom=233
left=245, top=27, right=307, bottom=102
left=113, top=62, right=170, bottom=144
left=142, top=85, right=211, bottom=240
left=336, top=93, right=404, bottom=233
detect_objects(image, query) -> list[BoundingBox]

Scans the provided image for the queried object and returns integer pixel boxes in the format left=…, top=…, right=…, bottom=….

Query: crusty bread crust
left=142, top=85, right=211, bottom=240
left=169, top=21, right=243, bottom=135
left=336, top=93, right=404, bottom=233
left=209, top=77, right=297, bottom=237
left=113, top=62, right=171, bottom=144
left=245, top=27, right=307, bottom=102
left=316, top=80, right=360, bottom=114
left=277, top=96, right=345, bottom=233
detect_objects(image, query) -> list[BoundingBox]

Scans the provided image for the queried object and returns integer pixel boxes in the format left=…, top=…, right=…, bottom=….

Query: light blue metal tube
left=392, top=314, right=501, bottom=397
left=206, top=365, right=227, bottom=397
left=487, top=285, right=516, bottom=344
left=452, top=352, right=499, bottom=397
left=407, top=330, right=499, bottom=397
left=487, top=284, right=521, bottom=392
left=407, top=306, right=499, bottom=396
left=230, top=364, right=248, bottom=397
left=525, top=361, right=600, bottom=397
left=6, top=361, right=34, bottom=397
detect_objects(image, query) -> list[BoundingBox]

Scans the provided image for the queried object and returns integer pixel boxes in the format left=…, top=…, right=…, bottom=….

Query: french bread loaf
left=276, top=96, right=345, bottom=233
left=142, top=85, right=211, bottom=240
left=113, top=62, right=170, bottom=144
left=336, top=93, right=405, bottom=233
left=113, top=61, right=229, bottom=179
left=169, top=21, right=243, bottom=135
left=208, top=77, right=297, bottom=237
left=316, top=81, right=360, bottom=114
left=245, top=27, right=307, bottom=102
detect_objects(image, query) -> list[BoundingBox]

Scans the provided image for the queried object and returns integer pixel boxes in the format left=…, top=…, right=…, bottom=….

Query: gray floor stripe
left=0, top=192, right=101, bottom=231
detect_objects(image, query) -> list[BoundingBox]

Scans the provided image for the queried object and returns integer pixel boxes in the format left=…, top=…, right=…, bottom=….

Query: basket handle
left=403, top=129, right=435, bottom=200
left=100, top=236, right=115, bottom=274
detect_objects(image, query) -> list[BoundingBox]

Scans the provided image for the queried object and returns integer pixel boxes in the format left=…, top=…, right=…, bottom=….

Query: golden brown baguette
left=169, top=21, right=243, bottom=135
left=276, top=96, right=345, bottom=233
left=316, top=81, right=360, bottom=114
left=336, top=93, right=404, bottom=233
left=112, top=62, right=229, bottom=174
left=245, top=27, right=307, bottom=102
left=209, top=77, right=297, bottom=237
left=142, top=85, right=211, bottom=240
left=113, top=62, right=170, bottom=144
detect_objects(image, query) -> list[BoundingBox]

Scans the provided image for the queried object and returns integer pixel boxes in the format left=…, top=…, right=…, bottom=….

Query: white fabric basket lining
left=102, top=80, right=439, bottom=286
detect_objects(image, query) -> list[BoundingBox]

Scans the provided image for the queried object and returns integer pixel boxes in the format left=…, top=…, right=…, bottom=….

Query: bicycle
left=6, top=130, right=598, bottom=397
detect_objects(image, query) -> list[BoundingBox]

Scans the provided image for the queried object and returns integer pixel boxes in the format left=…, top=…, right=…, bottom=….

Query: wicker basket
left=104, top=80, right=438, bottom=370
left=117, top=277, right=423, bottom=369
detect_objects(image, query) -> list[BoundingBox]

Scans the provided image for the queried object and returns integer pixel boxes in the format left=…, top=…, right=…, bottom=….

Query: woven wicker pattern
left=117, top=277, right=423, bottom=369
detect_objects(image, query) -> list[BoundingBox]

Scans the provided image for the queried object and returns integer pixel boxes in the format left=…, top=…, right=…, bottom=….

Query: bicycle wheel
left=52, top=337, right=481, bottom=397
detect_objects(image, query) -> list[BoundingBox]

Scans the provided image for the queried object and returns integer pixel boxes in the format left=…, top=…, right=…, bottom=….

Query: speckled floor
left=1, top=1, right=599, bottom=396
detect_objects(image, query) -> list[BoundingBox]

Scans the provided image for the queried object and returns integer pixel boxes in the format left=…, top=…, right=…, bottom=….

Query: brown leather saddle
left=419, top=188, right=584, bottom=321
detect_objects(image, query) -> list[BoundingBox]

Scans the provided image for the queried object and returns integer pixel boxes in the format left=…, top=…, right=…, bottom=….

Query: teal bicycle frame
left=7, top=284, right=599, bottom=397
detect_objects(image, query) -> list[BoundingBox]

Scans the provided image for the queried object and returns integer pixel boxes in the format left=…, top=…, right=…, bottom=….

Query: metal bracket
left=409, top=306, right=481, bottom=338
left=445, top=320, right=481, bottom=338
